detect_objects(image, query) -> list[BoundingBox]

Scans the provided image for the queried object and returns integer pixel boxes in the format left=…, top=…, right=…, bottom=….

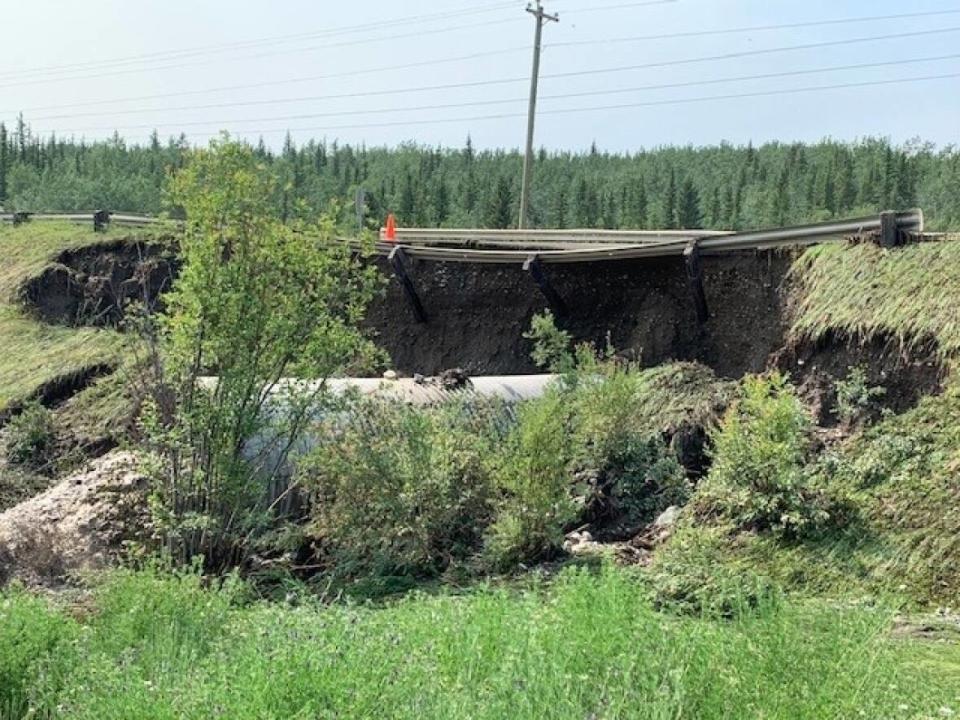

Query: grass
left=1, top=566, right=958, bottom=720
left=789, top=238, right=960, bottom=360
left=657, top=383, right=960, bottom=607
left=0, top=222, right=169, bottom=413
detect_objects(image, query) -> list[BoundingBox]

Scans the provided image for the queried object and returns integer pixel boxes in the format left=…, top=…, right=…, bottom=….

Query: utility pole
left=518, top=0, right=558, bottom=229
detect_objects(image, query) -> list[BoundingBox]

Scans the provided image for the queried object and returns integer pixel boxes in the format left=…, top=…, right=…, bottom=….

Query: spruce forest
left=2, top=119, right=959, bottom=230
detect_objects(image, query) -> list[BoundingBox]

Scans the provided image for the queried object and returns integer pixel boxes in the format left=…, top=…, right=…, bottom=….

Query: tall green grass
left=789, top=239, right=960, bottom=360
left=2, top=567, right=957, bottom=719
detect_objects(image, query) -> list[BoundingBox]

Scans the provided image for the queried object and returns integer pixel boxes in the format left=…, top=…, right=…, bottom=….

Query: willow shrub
left=139, top=137, right=382, bottom=570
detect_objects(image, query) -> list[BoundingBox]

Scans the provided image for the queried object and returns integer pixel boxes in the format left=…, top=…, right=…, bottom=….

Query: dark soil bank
left=364, top=250, right=797, bottom=378
left=22, top=240, right=179, bottom=327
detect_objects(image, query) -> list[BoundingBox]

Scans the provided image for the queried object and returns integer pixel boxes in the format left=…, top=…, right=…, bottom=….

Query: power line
left=549, top=7, right=960, bottom=47
left=2, top=47, right=531, bottom=117
left=0, top=1, right=520, bottom=81
left=0, top=17, right=520, bottom=90
left=0, top=0, right=680, bottom=89
left=40, top=53, right=960, bottom=133
left=539, top=25, right=960, bottom=82
left=9, top=12, right=958, bottom=117
left=38, top=71, right=960, bottom=141
left=17, top=27, right=960, bottom=126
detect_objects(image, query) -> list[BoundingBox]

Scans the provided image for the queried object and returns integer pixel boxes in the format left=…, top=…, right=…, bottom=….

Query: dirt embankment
left=20, top=239, right=179, bottom=327
left=365, top=251, right=793, bottom=378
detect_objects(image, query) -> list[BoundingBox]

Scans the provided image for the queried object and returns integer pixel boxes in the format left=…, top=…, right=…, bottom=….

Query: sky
left=1, top=0, right=959, bottom=152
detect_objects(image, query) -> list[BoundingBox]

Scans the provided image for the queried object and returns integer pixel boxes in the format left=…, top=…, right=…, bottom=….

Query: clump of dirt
left=365, top=250, right=794, bottom=379
left=0, top=452, right=151, bottom=587
left=775, top=332, right=947, bottom=426
left=20, top=239, right=178, bottom=327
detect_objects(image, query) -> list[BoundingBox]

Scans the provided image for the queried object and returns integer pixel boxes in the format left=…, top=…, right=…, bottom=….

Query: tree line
left=1, top=117, right=958, bottom=231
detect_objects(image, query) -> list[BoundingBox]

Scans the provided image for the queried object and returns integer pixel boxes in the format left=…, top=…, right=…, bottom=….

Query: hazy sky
left=2, top=0, right=959, bottom=152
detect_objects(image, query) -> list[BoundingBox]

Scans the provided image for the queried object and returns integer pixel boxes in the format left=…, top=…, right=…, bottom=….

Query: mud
left=21, top=239, right=179, bottom=327
left=365, top=250, right=795, bottom=378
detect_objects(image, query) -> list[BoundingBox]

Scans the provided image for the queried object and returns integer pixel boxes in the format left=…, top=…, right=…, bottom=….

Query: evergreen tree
left=677, top=178, right=702, bottom=229
left=399, top=171, right=417, bottom=224
left=433, top=176, right=450, bottom=226
left=631, top=176, right=648, bottom=229
left=486, top=176, right=513, bottom=229
left=0, top=123, right=7, bottom=204
left=661, top=169, right=677, bottom=229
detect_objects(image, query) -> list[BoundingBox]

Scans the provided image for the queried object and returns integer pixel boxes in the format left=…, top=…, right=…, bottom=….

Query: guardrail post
left=683, top=239, right=709, bottom=324
left=878, top=211, right=899, bottom=249
left=93, top=210, right=111, bottom=232
left=523, top=254, right=568, bottom=318
left=388, top=246, right=428, bottom=324
left=12, top=212, right=31, bottom=226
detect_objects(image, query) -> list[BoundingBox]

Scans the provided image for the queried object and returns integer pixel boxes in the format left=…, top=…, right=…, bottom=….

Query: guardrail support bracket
left=93, top=210, right=111, bottom=233
left=388, top=246, right=428, bottom=324
left=524, top=254, right=568, bottom=318
left=684, top=239, right=709, bottom=324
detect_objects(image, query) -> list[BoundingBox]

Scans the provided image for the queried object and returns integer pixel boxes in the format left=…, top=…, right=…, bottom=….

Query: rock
left=632, top=506, right=682, bottom=550
left=653, top=506, right=681, bottom=530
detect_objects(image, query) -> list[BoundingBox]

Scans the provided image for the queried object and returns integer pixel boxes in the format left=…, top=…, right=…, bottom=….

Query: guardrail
left=0, top=211, right=168, bottom=231
left=1, top=208, right=933, bottom=325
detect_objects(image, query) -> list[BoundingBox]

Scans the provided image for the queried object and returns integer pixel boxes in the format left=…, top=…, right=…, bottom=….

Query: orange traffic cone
left=384, top=213, right=397, bottom=243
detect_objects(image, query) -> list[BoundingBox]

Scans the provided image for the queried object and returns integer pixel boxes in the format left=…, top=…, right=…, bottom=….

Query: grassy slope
left=789, top=237, right=960, bottom=359
left=0, top=223, right=137, bottom=411
left=658, top=236, right=960, bottom=605
left=2, top=567, right=958, bottom=720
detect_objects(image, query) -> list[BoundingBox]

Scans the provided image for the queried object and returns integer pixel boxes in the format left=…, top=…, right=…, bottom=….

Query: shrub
left=139, top=138, right=382, bottom=571
left=4, top=402, right=56, bottom=471
left=648, top=525, right=780, bottom=617
left=694, top=374, right=834, bottom=538
left=301, top=397, right=507, bottom=577
left=834, top=366, right=886, bottom=425
left=484, top=391, right=577, bottom=570
left=524, top=310, right=574, bottom=373
left=568, top=368, right=690, bottom=529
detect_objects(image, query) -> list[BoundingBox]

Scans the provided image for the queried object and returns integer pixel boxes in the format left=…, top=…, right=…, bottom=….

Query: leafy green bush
left=834, top=366, right=886, bottom=425
left=649, top=525, right=780, bottom=617
left=139, top=139, right=382, bottom=571
left=524, top=310, right=574, bottom=373
left=694, top=374, right=835, bottom=538
left=484, top=391, right=577, bottom=570
left=4, top=402, right=56, bottom=471
left=301, top=397, right=506, bottom=577
left=568, top=368, right=690, bottom=529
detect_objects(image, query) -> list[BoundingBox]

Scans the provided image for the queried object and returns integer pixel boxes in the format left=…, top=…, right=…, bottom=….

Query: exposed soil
left=0, top=452, right=150, bottom=587
left=775, top=333, right=947, bottom=426
left=21, top=239, right=179, bottom=327
left=365, top=250, right=795, bottom=379
left=17, top=242, right=947, bottom=426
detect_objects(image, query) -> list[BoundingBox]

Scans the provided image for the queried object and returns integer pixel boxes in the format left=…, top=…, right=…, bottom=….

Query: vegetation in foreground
left=2, top=566, right=958, bottom=720
left=2, top=139, right=960, bottom=719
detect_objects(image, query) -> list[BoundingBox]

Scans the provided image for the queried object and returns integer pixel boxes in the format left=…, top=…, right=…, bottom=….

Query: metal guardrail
left=372, top=210, right=925, bottom=264
left=1, top=208, right=928, bottom=262
left=0, top=211, right=168, bottom=230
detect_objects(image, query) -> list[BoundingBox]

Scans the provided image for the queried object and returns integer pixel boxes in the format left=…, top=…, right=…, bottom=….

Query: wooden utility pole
left=518, top=1, right=558, bottom=229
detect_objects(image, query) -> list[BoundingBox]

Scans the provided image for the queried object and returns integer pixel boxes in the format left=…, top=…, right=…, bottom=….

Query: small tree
left=140, top=137, right=382, bottom=569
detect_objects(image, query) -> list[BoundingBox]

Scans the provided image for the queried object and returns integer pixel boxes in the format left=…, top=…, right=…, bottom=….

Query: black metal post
left=523, top=254, right=568, bottom=318
left=684, top=239, right=709, bottom=324
left=388, top=246, right=428, bottom=324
